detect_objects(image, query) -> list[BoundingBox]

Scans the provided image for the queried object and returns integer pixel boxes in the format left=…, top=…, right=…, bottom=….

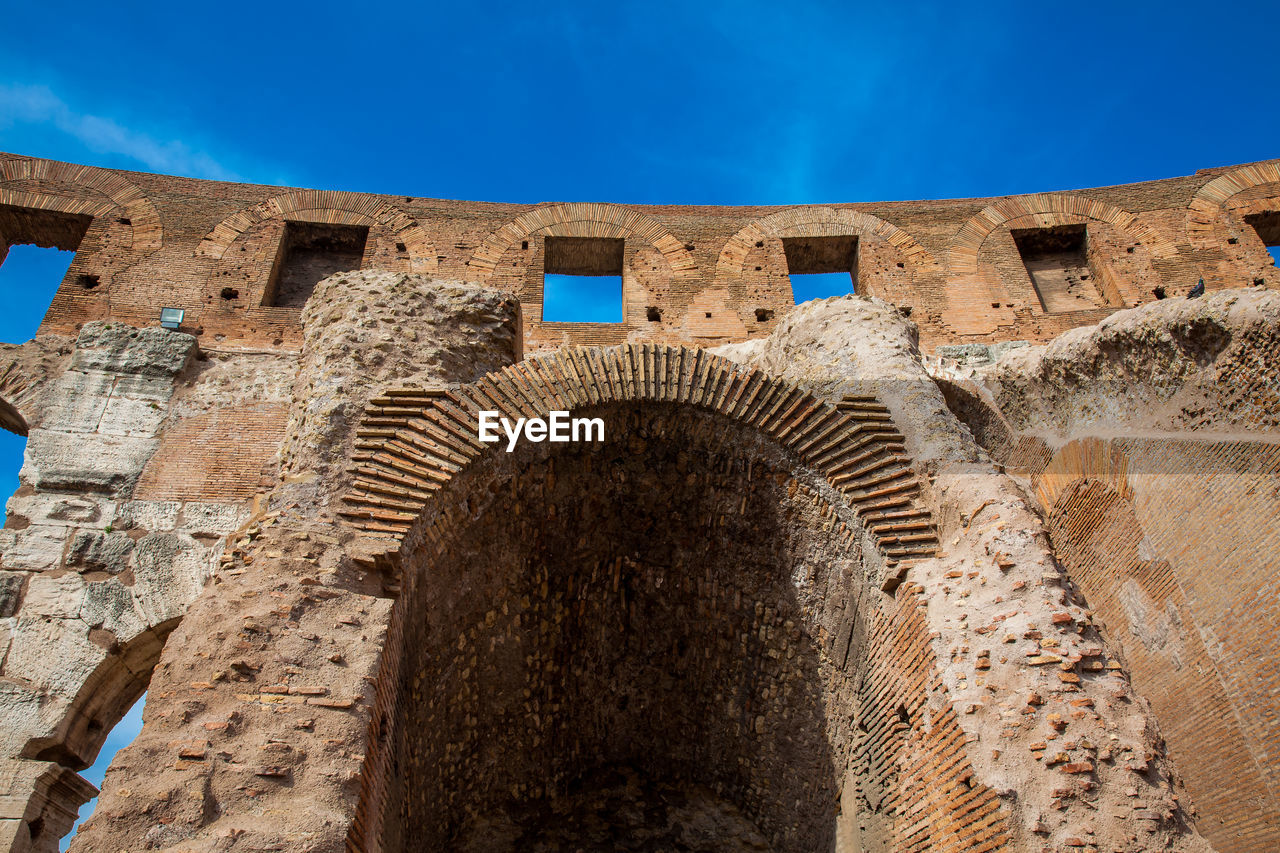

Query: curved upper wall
left=2, top=150, right=1278, bottom=353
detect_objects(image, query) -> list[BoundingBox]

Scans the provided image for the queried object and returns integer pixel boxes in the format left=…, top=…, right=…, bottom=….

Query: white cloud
left=0, top=84, right=240, bottom=181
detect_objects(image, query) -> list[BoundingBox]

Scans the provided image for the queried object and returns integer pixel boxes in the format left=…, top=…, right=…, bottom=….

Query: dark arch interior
left=372, top=402, right=888, bottom=852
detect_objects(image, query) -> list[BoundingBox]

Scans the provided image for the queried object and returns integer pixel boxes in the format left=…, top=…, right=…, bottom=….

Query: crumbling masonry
left=0, top=151, right=1278, bottom=851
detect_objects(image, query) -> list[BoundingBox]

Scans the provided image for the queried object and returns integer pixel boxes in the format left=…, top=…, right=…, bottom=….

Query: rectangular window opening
left=1244, top=211, right=1280, bottom=267
left=783, top=236, right=857, bottom=304
left=0, top=204, right=91, bottom=344
left=1012, top=224, right=1104, bottom=313
left=263, top=221, right=369, bottom=308
left=542, top=236, right=624, bottom=323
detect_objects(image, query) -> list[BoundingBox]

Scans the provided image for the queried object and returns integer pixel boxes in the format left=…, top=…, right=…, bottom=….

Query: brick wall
left=3, top=152, right=1278, bottom=355
left=1040, top=437, right=1280, bottom=851
left=349, top=402, right=1008, bottom=852
left=133, top=403, right=288, bottom=502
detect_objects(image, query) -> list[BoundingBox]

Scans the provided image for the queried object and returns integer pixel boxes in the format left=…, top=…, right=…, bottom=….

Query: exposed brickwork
left=340, top=344, right=938, bottom=574
left=133, top=402, right=288, bottom=502
left=1, top=153, right=1272, bottom=852
left=1049, top=477, right=1280, bottom=852
left=349, top=404, right=998, bottom=852
left=1035, top=437, right=1280, bottom=852
left=859, top=583, right=1013, bottom=852
left=3, top=151, right=1277, bottom=355
left=940, top=297, right=1280, bottom=852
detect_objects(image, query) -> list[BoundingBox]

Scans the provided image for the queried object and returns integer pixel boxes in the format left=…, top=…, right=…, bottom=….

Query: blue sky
left=1, top=1, right=1279, bottom=847
left=3, top=2, right=1278, bottom=205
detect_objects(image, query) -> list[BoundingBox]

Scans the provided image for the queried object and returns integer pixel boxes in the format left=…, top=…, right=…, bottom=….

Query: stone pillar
left=278, top=270, right=522, bottom=514
left=0, top=762, right=96, bottom=853
left=69, top=274, right=520, bottom=852
left=0, top=322, right=223, bottom=853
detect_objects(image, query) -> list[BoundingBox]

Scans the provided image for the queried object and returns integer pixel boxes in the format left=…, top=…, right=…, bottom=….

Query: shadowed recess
left=357, top=401, right=934, bottom=852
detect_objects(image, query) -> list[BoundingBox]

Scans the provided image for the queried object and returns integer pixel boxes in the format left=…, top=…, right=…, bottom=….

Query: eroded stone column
left=70, top=274, right=520, bottom=852
left=0, top=323, right=233, bottom=853
left=715, top=295, right=1214, bottom=853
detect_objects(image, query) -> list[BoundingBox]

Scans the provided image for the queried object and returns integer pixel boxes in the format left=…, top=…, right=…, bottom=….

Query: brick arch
left=1186, top=161, right=1280, bottom=249
left=340, top=344, right=937, bottom=569
left=714, top=206, right=940, bottom=284
left=338, top=348, right=1027, bottom=853
left=467, top=202, right=698, bottom=279
left=949, top=193, right=1176, bottom=276
left=0, top=159, right=162, bottom=254
left=195, top=190, right=438, bottom=273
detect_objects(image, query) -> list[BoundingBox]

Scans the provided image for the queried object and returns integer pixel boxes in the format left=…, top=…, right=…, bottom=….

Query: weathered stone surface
left=65, top=531, right=134, bottom=574
left=109, top=374, right=174, bottom=402
left=129, top=533, right=206, bottom=623
left=113, top=500, right=180, bottom=532
left=78, top=579, right=145, bottom=642
left=0, top=527, right=65, bottom=572
left=949, top=289, right=1280, bottom=437
left=22, top=430, right=157, bottom=496
left=3, top=616, right=104, bottom=699
left=279, top=271, right=521, bottom=509
left=176, top=502, right=246, bottom=536
left=6, top=495, right=113, bottom=528
left=0, top=684, right=62, bottom=758
left=38, top=372, right=113, bottom=434
left=4, top=149, right=1279, bottom=852
left=20, top=574, right=86, bottom=620
left=69, top=323, right=196, bottom=378
left=0, top=575, right=22, bottom=619
left=95, top=394, right=167, bottom=438
left=0, top=333, right=75, bottom=432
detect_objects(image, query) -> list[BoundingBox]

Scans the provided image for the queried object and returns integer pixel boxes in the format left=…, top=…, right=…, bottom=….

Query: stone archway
left=0, top=356, right=41, bottom=436
left=333, top=345, right=1024, bottom=853
left=0, top=395, right=26, bottom=437
left=371, top=403, right=863, bottom=850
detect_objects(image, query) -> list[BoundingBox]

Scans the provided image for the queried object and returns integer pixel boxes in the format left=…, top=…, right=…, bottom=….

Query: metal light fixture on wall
left=159, top=307, right=185, bottom=330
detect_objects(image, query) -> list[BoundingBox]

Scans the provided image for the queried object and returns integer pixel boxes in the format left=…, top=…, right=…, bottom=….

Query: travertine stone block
left=23, top=430, right=157, bottom=495
left=69, top=323, right=195, bottom=378
left=3, top=617, right=103, bottom=699
left=65, top=530, right=134, bottom=574
left=20, top=574, right=85, bottom=620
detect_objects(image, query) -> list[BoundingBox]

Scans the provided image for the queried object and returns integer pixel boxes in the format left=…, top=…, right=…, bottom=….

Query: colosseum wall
left=0, top=151, right=1277, bottom=851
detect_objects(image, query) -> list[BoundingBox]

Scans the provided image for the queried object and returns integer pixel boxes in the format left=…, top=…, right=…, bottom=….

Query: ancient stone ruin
left=0, top=151, right=1277, bottom=851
